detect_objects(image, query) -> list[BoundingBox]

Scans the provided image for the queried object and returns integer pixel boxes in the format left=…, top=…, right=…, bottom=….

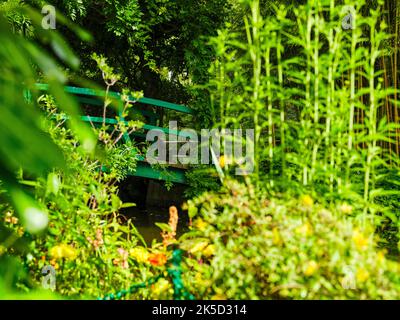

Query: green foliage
left=184, top=166, right=221, bottom=199
left=0, top=4, right=145, bottom=298
left=1, top=0, right=400, bottom=301
left=182, top=179, right=400, bottom=299
left=1, top=61, right=163, bottom=298
left=62, top=0, right=86, bottom=22
left=0, top=3, right=95, bottom=234
left=0, top=0, right=33, bottom=36
left=176, top=0, right=400, bottom=300
left=207, top=0, right=400, bottom=221
left=49, top=0, right=230, bottom=105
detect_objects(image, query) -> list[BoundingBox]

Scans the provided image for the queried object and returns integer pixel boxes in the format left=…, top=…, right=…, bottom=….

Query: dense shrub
left=181, top=179, right=400, bottom=299
left=2, top=0, right=400, bottom=301
left=184, top=165, right=221, bottom=199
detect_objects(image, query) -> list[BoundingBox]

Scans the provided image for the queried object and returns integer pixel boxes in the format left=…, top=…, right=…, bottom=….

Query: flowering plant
left=181, top=179, right=400, bottom=299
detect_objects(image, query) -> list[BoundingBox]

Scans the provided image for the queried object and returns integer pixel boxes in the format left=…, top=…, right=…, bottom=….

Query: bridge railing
left=34, top=83, right=194, bottom=137
left=28, top=84, right=195, bottom=183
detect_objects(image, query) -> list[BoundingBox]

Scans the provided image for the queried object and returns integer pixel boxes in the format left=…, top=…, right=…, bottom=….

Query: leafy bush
left=181, top=179, right=400, bottom=299
left=2, top=97, right=179, bottom=298
left=184, top=165, right=221, bottom=199
left=207, top=0, right=400, bottom=220
left=0, top=47, right=170, bottom=298
left=2, top=0, right=400, bottom=301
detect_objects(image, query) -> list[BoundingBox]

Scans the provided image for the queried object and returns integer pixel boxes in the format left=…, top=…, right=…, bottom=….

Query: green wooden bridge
left=30, top=84, right=194, bottom=184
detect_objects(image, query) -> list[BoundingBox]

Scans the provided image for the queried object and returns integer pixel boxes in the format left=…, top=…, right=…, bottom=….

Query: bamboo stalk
left=394, top=2, right=399, bottom=157
left=363, top=11, right=378, bottom=218
left=302, top=4, right=314, bottom=186
left=382, top=57, right=392, bottom=162
left=277, top=26, right=286, bottom=178
left=265, top=33, right=274, bottom=183
left=310, top=0, right=320, bottom=183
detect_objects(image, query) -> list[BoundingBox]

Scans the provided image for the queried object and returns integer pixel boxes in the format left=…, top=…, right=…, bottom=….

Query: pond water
left=118, top=176, right=189, bottom=245
left=122, top=206, right=189, bottom=246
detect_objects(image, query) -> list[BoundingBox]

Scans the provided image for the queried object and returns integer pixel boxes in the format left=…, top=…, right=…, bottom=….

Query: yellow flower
left=279, top=289, right=290, bottom=297
left=219, top=155, right=226, bottom=168
left=203, top=244, right=216, bottom=257
left=50, top=244, right=77, bottom=260
left=49, top=246, right=63, bottom=260
left=190, top=241, right=209, bottom=254
left=4, top=214, right=18, bottom=225
left=272, top=227, right=283, bottom=246
left=17, top=227, right=24, bottom=236
left=339, top=203, right=353, bottom=214
left=211, top=294, right=226, bottom=300
left=63, top=246, right=77, bottom=259
left=304, top=260, right=318, bottom=276
left=193, top=218, right=208, bottom=232
left=295, top=222, right=313, bottom=237
left=153, top=278, right=170, bottom=296
left=356, top=268, right=370, bottom=282
left=50, top=259, right=59, bottom=270
left=377, top=250, right=386, bottom=264
left=300, top=195, right=314, bottom=207
left=129, top=247, right=149, bottom=263
left=352, top=229, right=369, bottom=250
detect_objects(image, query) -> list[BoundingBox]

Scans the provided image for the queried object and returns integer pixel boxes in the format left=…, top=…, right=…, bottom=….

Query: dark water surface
left=122, top=206, right=189, bottom=246
left=118, top=177, right=188, bottom=245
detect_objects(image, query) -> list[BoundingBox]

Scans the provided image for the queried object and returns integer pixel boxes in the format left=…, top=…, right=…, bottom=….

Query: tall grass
left=208, top=0, right=400, bottom=223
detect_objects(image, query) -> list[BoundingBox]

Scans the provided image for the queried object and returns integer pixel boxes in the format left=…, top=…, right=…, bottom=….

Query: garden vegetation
left=0, top=0, right=400, bottom=299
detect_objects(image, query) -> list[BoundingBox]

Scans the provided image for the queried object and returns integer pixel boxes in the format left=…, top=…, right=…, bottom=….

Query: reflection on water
left=122, top=206, right=189, bottom=246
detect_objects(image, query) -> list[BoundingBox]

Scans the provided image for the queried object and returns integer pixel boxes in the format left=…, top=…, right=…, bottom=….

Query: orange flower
left=148, top=253, right=167, bottom=266
left=113, top=258, right=120, bottom=266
